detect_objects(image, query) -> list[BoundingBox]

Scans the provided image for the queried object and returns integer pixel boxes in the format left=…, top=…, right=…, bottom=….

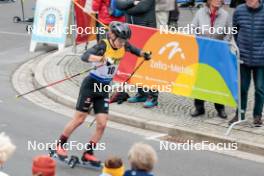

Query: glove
left=143, top=51, right=152, bottom=61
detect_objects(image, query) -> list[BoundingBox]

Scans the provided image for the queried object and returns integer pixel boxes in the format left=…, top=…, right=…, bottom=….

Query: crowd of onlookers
left=31, top=143, right=157, bottom=176
left=188, top=0, right=263, bottom=127
left=0, top=133, right=157, bottom=176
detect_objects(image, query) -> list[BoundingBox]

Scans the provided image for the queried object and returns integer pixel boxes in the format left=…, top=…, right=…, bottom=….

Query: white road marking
left=0, top=100, right=2, bottom=103
left=0, top=31, right=28, bottom=36
left=145, top=134, right=167, bottom=141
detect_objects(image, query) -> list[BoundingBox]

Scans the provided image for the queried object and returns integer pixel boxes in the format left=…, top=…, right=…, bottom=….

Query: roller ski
left=66, top=154, right=102, bottom=170
left=48, top=147, right=102, bottom=170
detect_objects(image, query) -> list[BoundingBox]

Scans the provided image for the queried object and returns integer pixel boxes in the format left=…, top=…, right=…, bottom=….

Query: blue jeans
left=238, top=65, right=264, bottom=119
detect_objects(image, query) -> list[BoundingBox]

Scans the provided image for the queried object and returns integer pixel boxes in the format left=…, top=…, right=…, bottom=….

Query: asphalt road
left=1, top=1, right=264, bottom=176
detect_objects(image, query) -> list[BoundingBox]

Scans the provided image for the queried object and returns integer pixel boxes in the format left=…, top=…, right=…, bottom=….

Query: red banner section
left=74, top=0, right=96, bottom=44
left=114, top=25, right=156, bottom=83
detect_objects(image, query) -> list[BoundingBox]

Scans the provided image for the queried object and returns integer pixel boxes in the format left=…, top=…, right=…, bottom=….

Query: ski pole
left=124, top=59, right=146, bottom=83
left=16, top=64, right=104, bottom=99
left=114, top=53, right=150, bottom=93
left=88, top=118, right=96, bottom=128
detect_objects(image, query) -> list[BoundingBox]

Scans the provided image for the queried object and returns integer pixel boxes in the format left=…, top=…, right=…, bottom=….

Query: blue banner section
left=196, top=37, right=238, bottom=104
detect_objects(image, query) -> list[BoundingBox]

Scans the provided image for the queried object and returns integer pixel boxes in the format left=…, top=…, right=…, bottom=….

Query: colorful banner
left=114, top=25, right=238, bottom=107
left=31, top=0, right=71, bottom=45
left=74, top=0, right=96, bottom=44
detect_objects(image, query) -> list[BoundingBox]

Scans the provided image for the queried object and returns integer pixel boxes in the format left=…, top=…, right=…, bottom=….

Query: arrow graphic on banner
left=158, top=42, right=185, bottom=60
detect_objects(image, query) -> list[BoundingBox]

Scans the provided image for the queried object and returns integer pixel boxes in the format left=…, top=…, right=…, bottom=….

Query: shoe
left=81, top=151, right=99, bottom=163
left=190, top=109, right=205, bottom=117
left=143, top=97, right=158, bottom=108
left=117, top=92, right=130, bottom=104
left=217, top=109, right=227, bottom=119
left=110, top=92, right=120, bottom=103
left=253, top=116, right=263, bottom=127
left=228, top=115, right=238, bottom=125
left=128, top=94, right=147, bottom=103
left=56, top=145, right=67, bottom=158
left=110, top=92, right=130, bottom=104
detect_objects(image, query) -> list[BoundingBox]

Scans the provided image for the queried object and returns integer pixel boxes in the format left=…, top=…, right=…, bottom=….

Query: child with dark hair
left=99, top=156, right=124, bottom=176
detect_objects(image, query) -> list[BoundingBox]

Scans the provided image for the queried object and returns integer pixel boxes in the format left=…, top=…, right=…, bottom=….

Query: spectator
left=229, top=0, right=264, bottom=127
left=32, top=155, right=56, bottom=176
left=92, top=0, right=126, bottom=41
left=0, top=133, right=16, bottom=176
left=99, top=156, right=124, bottom=176
left=116, top=0, right=159, bottom=108
left=124, top=143, right=157, bottom=176
left=168, top=2, right=180, bottom=28
left=92, top=0, right=126, bottom=25
left=190, top=0, right=231, bottom=118
left=117, top=0, right=156, bottom=28
left=155, top=0, right=175, bottom=28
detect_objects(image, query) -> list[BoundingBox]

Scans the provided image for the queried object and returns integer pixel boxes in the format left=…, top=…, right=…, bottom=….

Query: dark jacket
left=230, top=0, right=245, bottom=8
left=169, top=1, right=179, bottom=23
left=124, top=170, right=154, bottom=176
left=233, top=3, right=264, bottom=66
left=116, top=0, right=156, bottom=28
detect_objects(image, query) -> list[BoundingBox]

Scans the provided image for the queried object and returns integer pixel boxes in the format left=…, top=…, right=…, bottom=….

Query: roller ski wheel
left=13, top=16, right=21, bottom=23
